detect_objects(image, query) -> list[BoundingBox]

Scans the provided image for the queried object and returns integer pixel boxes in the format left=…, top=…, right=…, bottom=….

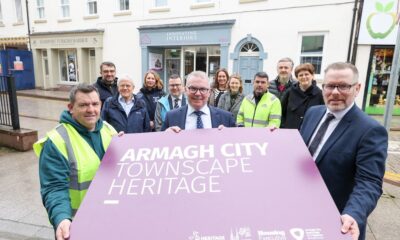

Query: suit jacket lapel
left=304, top=108, right=326, bottom=144
left=210, top=107, right=220, bottom=128
left=315, top=105, right=356, bottom=163
left=179, top=105, right=188, bottom=130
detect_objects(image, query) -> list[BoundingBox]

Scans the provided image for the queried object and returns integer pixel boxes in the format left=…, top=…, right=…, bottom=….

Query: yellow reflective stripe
left=69, top=188, right=88, bottom=213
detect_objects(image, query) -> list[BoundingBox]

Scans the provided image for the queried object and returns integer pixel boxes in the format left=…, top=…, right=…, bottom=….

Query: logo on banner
left=230, top=227, right=252, bottom=240
left=188, top=231, right=225, bottom=240
left=257, top=230, right=286, bottom=240
left=290, top=228, right=305, bottom=240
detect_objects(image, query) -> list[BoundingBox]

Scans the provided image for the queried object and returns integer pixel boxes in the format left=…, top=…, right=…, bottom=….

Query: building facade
left=2, top=0, right=370, bottom=104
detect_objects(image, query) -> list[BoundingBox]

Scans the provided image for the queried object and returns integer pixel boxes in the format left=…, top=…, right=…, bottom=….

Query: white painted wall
left=0, top=0, right=28, bottom=38
left=4, top=0, right=357, bottom=89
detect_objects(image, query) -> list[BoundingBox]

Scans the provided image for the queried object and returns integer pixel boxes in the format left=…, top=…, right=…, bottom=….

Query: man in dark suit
left=161, top=71, right=235, bottom=132
left=300, top=62, right=388, bottom=240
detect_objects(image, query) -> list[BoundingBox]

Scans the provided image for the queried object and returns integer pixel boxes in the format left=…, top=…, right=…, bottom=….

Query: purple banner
left=71, top=128, right=350, bottom=240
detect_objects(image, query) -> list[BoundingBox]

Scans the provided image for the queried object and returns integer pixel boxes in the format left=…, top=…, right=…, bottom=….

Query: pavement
left=0, top=89, right=398, bottom=239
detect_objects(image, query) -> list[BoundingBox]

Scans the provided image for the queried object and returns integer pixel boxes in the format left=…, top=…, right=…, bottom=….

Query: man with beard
left=93, top=62, right=118, bottom=108
left=268, top=57, right=297, bottom=101
left=237, top=72, right=281, bottom=128
left=161, top=71, right=235, bottom=131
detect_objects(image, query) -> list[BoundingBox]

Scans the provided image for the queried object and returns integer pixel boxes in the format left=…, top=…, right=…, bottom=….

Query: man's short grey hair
left=69, top=83, right=99, bottom=104
left=186, top=71, right=209, bottom=87
left=278, top=57, right=294, bottom=68
left=117, top=74, right=135, bottom=87
left=324, top=62, right=359, bottom=83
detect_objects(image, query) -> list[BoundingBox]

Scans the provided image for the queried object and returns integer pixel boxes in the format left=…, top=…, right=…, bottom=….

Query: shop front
left=364, top=46, right=400, bottom=115
left=138, top=20, right=235, bottom=86
left=358, top=0, right=399, bottom=115
left=30, top=30, right=103, bottom=89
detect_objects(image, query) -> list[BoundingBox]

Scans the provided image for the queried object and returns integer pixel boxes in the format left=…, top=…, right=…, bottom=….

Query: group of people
left=34, top=59, right=388, bottom=240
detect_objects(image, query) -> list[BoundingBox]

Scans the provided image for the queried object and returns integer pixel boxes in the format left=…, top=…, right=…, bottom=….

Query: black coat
left=137, top=88, right=165, bottom=121
left=93, top=77, right=118, bottom=108
left=281, top=81, right=324, bottom=129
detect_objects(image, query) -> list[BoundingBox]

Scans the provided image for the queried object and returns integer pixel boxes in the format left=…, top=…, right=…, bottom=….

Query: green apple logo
left=366, top=1, right=396, bottom=39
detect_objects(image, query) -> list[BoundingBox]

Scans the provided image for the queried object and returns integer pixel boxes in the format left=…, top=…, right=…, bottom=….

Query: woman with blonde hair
left=137, top=70, right=165, bottom=130
left=217, top=73, right=245, bottom=120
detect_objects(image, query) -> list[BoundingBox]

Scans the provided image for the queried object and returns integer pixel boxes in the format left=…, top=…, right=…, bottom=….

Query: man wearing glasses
left=300, top=62, right=388, bottom=240
left=154, top=74, right=187, bottom=131
left=93, top=61, right=118, bottom=109
left=161, top=71, right=235, bottom=131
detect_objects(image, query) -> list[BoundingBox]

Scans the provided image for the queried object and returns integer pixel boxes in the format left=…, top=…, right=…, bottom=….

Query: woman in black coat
left=137, top=70, right=165, bottom=130
left=281, top=63, right=324, bottom=129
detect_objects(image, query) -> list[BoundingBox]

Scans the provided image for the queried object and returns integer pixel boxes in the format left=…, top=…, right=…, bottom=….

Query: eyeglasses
left=169, top=84, right=182, bottom=88
left=187, top=86, right=209, bottom=94
left=322, top=83, right=356, bottom=93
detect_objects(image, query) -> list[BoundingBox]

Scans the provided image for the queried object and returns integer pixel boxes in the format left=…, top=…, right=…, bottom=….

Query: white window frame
left=87, top=0, right=97, bottom=15
left=297, top=32, right=328, bottom=79
left=60, top=0, right=70, bottom=18
left=15, top=0, right=23, bottom=22
left=118, top=0, right=129, bottom=11
left=36, top=0, right=45, bottom=19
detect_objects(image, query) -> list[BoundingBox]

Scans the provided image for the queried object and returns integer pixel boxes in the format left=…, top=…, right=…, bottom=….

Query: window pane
left=88, top=1, right=97, bottom=14
left=0, top=3, right=2, bottom=20
left=155, top=0, right=167, bottom=7
left=300, top=56, right=322, bottom=74
left=62, top=6, right=70, bottom=17
left=301, top=36, right=324, bottom=54
left=61, top=0, right=69, bottom=4
left=120, top=0, right=129, bottom=10
left=15, top=0, right=23, bottom=22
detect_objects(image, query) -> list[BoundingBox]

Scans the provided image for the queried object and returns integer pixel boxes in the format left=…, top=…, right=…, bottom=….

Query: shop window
left=119, top=0, right=129, bottom=10
left=36, top=0, right=45, bottom=19
left=60, top=0, right=70, bottom=18
left=87, top=0, right=97, bottom=15
left=183, top=46, right=220, bottom=79
left=165, top=49, right=181, bottom=81
left=365, top=46, right=400, bottom=115
left=15, top=0, right=23, bottom=22
left=299, top=34, right=326, bottom=75
left=59, top=50, right=78, bottom=82
left=155, top=0, right=168, bottom=7
left=42, top=50, right=49, bottom=80
left=89, top=49, right=96, bottom=82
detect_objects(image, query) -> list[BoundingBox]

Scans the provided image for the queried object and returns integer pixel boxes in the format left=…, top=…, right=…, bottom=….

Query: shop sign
left=359, top=0, right=399, bottom=44
left=31, top=36, right=102, bottom=48
left=166, top=31, right=198, bottom=42
left=70, top=128, right=350, bottom=240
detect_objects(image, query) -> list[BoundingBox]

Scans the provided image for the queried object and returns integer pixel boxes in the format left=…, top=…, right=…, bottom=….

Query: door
left=240, top=56, right=259, bottom=95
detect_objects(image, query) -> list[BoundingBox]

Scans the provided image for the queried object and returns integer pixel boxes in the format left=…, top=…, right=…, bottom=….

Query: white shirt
left=118, top=95, right=134, bottom=117
left=309, top=103, right=354, bottom=160
left=185, top=104, right=212, bottom=130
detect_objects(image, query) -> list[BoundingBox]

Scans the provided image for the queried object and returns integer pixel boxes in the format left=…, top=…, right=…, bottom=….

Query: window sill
left=58, top=18, right=72, bottom=23
left=12, top=21, right=24, bottom=26
left=239, top=0, right=267, bottom=3
left=34, top=19, right=47, bottom=24
left=83, top=14, right=99, bottom=20
left=190, top=2, right=215, bottom=10
left=149, top=7, right=170, bottom=13
left=113, top=10, right=132, bottom=17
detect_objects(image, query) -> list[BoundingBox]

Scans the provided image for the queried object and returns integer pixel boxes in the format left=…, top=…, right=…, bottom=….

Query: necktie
left=193, top=111, right=204, bottom=129
left=308, top=113, right=335, bottom=156
left=174, top=98, right=179, bottom=109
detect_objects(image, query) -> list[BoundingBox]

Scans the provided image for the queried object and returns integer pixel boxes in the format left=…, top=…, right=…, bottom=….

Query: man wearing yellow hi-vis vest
left=237, top=72, right=282, bottom=128
left=34, top=84, right=117, bottom=240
